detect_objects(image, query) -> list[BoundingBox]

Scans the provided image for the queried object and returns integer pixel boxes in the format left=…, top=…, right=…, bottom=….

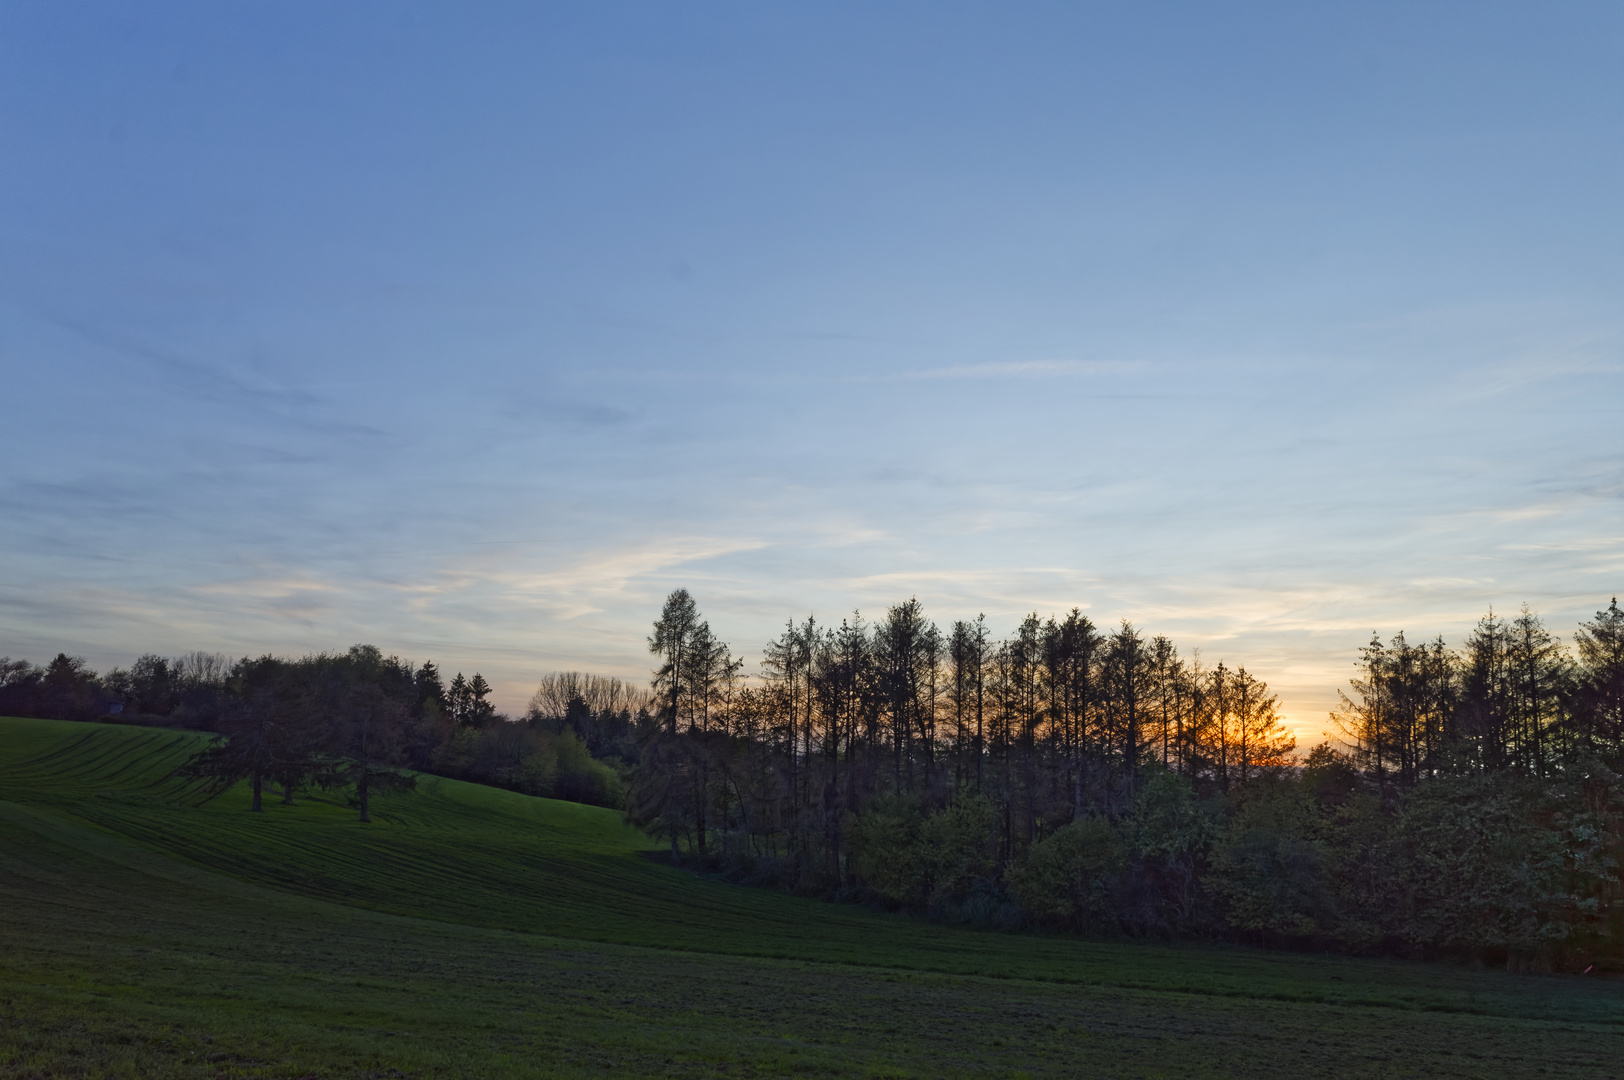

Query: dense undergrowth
left=664, top=754, right=1624, bottom=973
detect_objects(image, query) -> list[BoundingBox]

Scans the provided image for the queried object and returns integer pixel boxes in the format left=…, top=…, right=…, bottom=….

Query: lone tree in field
left=181, top=656, right=317, bottom=810
left=307, top=646, right=417, bottom=822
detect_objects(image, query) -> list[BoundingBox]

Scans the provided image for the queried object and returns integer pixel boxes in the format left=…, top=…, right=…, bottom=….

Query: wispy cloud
left=45, top=313, right=387, bottom=440
left=849, top=359, right=1145, bottom=382
left=1454, top=336, right=1624, bottom=402
left=466, top=536, right=769, bottom=601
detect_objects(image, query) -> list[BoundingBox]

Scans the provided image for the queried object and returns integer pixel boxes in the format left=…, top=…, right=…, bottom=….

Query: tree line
left=9, top=593, right=1621, bottom=967
left=629, top=590, right=1624, bottom=970
left=0, top=646, right=646, bottom=813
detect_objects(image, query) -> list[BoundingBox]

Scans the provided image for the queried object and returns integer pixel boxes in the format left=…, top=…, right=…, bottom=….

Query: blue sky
left=3, top=2, right=1621, bottom=737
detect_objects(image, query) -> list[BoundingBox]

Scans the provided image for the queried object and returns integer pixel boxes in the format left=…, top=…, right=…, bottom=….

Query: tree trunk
left=251, top=770, right=263, bottom=812
left=358, top=765, right=371, bottom=823
left=696, top=758, right=707, bottom=855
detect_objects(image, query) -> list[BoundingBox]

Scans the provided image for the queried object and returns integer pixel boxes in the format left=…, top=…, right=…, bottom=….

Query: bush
left=1125, top=769, right=1215, bottom=933
left=1389, top=773, right=1575, bottom=965
left=552, top=729, right=627, bottom=807
left=1007, top=816, right=1126, bottom=931
left=433, top=722, right=626, bottom=809
left=916, top=794, right=998, bottom=907
left=848, top=793, right=998, bottom=908
left=847, top=794, right=926, bottom=904
left=1208, top=790, right=1330, bottom=939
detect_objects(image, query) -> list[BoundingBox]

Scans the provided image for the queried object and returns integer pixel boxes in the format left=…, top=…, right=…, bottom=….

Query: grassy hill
left=3, top=715, right=1621, bottom=1078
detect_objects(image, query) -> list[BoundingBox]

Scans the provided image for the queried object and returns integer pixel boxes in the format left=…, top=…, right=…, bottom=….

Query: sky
left=2, top=1, right=1621, bottom=740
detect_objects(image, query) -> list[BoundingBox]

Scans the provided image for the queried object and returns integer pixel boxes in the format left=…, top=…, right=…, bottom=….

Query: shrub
left=848, top=793, right=998, bottom=908
left=1207, top=790, right=1330, bottom=939
left=1008, top=816, right=1126, bottom=930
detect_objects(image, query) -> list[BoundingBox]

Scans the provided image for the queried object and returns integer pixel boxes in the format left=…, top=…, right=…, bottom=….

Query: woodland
left=630, top=591, right=1624, bottom=969
left=4, top=592, right=1623, bottom=970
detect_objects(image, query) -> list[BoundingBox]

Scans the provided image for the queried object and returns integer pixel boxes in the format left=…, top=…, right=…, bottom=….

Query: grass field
left=2, top=715, right=1621, bottom=1077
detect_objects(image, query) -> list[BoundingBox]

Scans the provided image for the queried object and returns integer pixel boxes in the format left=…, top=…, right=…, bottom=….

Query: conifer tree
left=1575, top=598, right=1624, bottom=759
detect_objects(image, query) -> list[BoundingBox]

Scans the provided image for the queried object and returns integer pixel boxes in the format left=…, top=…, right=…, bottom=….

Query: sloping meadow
left=3, top=715, right=1621, bottom=1078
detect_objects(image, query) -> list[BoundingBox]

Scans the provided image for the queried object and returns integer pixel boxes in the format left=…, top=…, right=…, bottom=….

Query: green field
left=2, top=716, right=1620, bottom=1077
